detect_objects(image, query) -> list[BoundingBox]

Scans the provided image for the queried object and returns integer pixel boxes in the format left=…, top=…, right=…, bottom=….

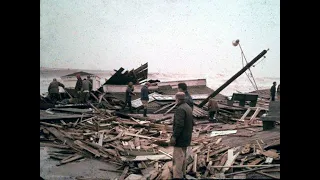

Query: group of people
left=122, top=81, right=219, bottom=178
left=75, top=74, right=93, bottom=103
left=270, top=81, right=280, bottom=101
left=47, top=74, right=93, bottom=104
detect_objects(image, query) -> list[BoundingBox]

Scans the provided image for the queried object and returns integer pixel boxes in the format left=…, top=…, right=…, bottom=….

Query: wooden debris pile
left=40, top=108, right=279, bottom=179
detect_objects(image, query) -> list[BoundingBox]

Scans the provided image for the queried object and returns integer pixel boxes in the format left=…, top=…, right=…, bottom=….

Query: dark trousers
left=123, top=100, right=132, bottom=112
left=209, top=111, right=216, bottom=119
left=271, top=95, right=275, bottom=101
left=83, top=92, right=89, bottom=102
left=49, top=93, right=60, bottom=104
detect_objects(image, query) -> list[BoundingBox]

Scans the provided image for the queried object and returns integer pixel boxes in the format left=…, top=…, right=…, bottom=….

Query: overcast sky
left=40, top=0, right=280, bottom=78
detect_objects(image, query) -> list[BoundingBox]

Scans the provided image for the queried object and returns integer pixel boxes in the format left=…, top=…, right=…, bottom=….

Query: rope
left=239, top=44, right=259, bottom=91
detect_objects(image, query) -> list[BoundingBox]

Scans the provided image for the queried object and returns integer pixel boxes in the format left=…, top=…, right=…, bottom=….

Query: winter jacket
left=140, top=85, right=149, bottom=101
left=172, top=101, right=194, bottom=147
left=48, top=81, right=64, bottom=94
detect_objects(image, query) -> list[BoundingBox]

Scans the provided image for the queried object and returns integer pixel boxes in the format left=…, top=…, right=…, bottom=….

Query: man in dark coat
left=75, top=74, right=82, bottom=98
left=48, top=78, right=65, bottom=104
left=123, top=82, right=136, bottom=113
left=178, top=83, right=193, bottom=110
left=170, top=92, right=193, bottom=179
left=140, top=82, right=150, bottom=117
left=270, top=82, right=277, bottom=101
left=81, top=78, right=91, bottom=102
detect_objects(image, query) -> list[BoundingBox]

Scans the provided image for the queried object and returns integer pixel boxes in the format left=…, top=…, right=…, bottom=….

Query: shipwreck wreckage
left=40, top=48, right=280, bottom=179
left=40, top=49, right=278, bottom=127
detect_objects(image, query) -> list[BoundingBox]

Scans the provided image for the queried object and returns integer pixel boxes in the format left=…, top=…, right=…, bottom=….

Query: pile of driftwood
left=40, top=109, right=279, bottom=179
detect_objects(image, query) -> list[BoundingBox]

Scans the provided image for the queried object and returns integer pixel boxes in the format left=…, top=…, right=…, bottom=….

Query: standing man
left=75, top=74, right=83, bottom=98
left=270, top=82, right=277, bottom=101
left=87, top=76, right=93, bottom=92
left=208, top=98, right=219, bottom=122
left=123, top=82, right=136, bottom=113
left=48, top=78, right=65, bottom=104
left=81, top=78, right=91, bottom=102
left=277, top=84, right=280, bottom=100
left=170, top=92, right=193, bottom=179
left=178, top=83, right=193, bottom=110
left=140, top=82, right=150, bottom=117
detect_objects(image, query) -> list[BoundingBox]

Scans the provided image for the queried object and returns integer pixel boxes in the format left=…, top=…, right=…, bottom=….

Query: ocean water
left=40, top=69, right=280, bottom=96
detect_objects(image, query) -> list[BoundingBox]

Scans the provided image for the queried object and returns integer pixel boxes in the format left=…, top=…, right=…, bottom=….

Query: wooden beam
left=211, top=164, right=280, bottom=168
left=209, top=146, right=230, bottom=157
left=239, top=108, right=251, bottom=121
left=40, top=122, right=63, bottom=129
left=153, top=102, right=175, bottom=114
left=120, top=154, right=171, bottom=162
left=164, top=103, right=177, bottom=115
left=119, top=166, right=129, bottom=180
left=222, top=148, right=240, bottom=173
left=193, top=153, right=198, bottom=173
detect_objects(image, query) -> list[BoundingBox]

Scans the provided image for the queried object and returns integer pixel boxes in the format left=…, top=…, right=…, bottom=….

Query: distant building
left=60, top=71, right=101, bottom=90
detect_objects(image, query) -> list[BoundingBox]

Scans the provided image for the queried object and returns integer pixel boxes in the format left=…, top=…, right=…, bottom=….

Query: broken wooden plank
left=154, top=116, right=172, bottom=123
left=74, top=140, right=101, bottom=157
left=239, top=108, right=251, bottom=121
left=217, top=152, right=228, bottom=171
left=99, top=168, right=123, bottom=173
left=135, top=128, right=144, bottom=135
left=261, top=150, right=279, bottom=159
left=222, top=148, right=240, bottom=173
left=120, top=154, right=171, bottom=162
left=224, top=166, right=276, bottom=177
left=158, top=149, right=173, bottom=159
left=193, top=153, right=198, bottom=173
left=46, top=127, right=79, bottom=150
left=211, top=164, right=280, bottom=168
left=40, top=122, right=63, bottom=129
left=249, top=107, right=261, bottom=122
left=163, top=103, right=177, bottom=115
left=124, top=132, right=160, bottom=140
left=215, top=138, right=222, bottom=145
left=119, top=166, right=129, bottom=180
left=98, top=132, right=104, bottom=146
left=40, top=142, right=70, bottom=149
left=158, top=161, right=172, bottom=180
left=104, top=131, right=124, bottom=143
left=98, top=116, right=117, bottom=123
left=206, top=146, right=211, bottom=162
left=58, top=154, right=84, bottom=165
left=256, top=140, right=263, bottom=151
left=153, top=102, right=175, bottom=114
left=203, top=161, right=212, bottom=177
left=248, top=158, right=264, bottom=165
left=209, top=146, right=230, bottom=157
left=60, top=120, right=67, bottom=125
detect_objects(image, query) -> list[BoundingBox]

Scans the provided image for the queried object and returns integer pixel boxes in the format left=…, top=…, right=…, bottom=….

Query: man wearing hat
left=48, top=78, right=65, bottom=104
left=170, top=92, right=193, bottom=179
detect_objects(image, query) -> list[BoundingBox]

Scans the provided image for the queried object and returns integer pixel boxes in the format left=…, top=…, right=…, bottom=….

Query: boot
left=143, top=109, right=147, bottom=117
